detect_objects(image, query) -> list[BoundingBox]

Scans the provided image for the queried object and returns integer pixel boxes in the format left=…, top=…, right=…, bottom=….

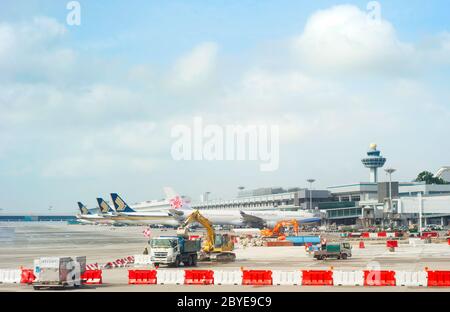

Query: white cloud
left=2, top=8, right=450, bottom=211
left=168, top=42, right=218, bottom=88
left=41, top=154, right=162, bottom=178
left=41, top=121, right=169, bottom=178
left=0, top=17, right=75, bottom=83
left=292, top=5, right=415, bottom=75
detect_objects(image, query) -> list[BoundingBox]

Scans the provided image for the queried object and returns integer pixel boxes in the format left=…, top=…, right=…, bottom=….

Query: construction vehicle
left=260, top=219, right=299, bottom=238
left=177, top=210, right=236, bottom=262
left=313, top=242, right=352, bottom=260
left=149, top=236, right=201, bottom=267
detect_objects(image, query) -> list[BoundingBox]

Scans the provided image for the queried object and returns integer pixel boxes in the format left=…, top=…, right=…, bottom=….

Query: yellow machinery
left=260, top=219, right=299, bottom=238
left=177, top=210, right=236, bottom=262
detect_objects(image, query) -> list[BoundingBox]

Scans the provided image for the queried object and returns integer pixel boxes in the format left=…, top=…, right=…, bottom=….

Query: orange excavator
left=260, top=219, right=299, bottom=239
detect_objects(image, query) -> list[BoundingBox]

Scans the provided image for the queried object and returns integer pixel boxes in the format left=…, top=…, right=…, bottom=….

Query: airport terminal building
left=192, top=144, right=450, bottom=227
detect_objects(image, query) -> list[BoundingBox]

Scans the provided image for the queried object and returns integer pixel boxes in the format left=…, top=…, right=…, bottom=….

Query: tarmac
left=1, top=222, right=449, bottom=292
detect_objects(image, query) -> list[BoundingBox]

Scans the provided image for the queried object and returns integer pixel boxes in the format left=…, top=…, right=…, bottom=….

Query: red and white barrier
left=103, top=256, right=135, bottom=269
left=81, top=270, right=103, bottom=284
left=351, top=232, right=400, bottom=239
left=86, top=263, right=99, bottom=271
left=0, top=269, right=21, bottom=284
left=272, top=270, right=302, bottom=286
left=125, top=269, right=450, bottom=287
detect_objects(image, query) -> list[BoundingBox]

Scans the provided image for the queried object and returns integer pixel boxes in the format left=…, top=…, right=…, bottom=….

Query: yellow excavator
left=176, top=210, right=236, bottom=262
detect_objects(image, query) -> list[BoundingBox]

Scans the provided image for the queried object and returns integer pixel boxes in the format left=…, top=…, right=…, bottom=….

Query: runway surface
left=1, top=222, right=449, bottom=292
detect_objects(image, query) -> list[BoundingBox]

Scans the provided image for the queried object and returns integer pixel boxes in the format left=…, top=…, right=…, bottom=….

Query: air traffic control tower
left=361, top=143, right=386, bottom=183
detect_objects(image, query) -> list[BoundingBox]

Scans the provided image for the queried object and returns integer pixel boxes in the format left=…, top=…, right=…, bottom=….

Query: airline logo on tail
left=97, top=198, right=114, bottom=214
left=110, top=193, right=135, bottom=213
left=170, top=196, right=183, bottom=209
left=164, top=186, right=192, bottom=211
left=77, top=202, right=90, bottom=215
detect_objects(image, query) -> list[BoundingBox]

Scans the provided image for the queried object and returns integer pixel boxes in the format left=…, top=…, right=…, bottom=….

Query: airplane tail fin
left=77, top=202, right=91, bottom=215
left=97, top=198, right=114, bottom=214
left=110, top=193, right=135, bottom=213
left=163, top=187, right=192, bottom=211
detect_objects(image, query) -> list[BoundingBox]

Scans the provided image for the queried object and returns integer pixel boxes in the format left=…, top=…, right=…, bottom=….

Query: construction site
left=0, top=217, right=449, bottom=291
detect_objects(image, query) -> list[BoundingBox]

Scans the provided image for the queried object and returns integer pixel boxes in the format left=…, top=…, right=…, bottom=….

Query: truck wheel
left=341, top=254, right=348, bottom=260
left=192, top=255, right=198, bottom=266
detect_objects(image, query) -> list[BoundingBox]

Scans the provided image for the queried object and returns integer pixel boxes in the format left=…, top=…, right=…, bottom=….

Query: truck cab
left=150, top=236, right=200, bottom=267
left=313, top=242, right=352, bottom=260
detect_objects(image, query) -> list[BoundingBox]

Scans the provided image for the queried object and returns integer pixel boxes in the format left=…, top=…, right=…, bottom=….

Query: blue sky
left=0, top=1, right=449, bottom=213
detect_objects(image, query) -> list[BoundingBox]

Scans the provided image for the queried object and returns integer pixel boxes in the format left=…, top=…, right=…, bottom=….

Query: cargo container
left=33, top=256, right=86, bottom=290
left=285, top=236, right=320, bottom=246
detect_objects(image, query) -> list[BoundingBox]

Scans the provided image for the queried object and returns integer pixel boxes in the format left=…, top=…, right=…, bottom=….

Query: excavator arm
left=261, top=219, right=300, bottom=237
left=180, top=210, right=216, bottom=252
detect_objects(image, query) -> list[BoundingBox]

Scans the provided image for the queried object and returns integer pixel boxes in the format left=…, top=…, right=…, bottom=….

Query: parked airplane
left=76, top=202, right=111, bottom=225
left=79, top=188, right=321, bottom=228
left=161, top=188, right=321, bottom=228
left=175, top=208, right=320, bottom=228
left=110, top=193, right=181, bottom=227
left=96, top=197, right=129, bottom=226
left=97, top=198, right=115, bottom=215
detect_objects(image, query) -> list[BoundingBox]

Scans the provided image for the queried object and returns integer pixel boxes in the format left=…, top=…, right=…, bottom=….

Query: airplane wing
left=168, top=208, right=185, bottom=216
left=240, top=211, right=265, bottom=227
left=168, top=208, right=187, bottom=222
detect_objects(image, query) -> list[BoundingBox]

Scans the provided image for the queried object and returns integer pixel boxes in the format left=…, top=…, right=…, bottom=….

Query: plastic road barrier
left=421, top=232, right=439, bottom=239
left=271, top=270, right=302, bottom=286
left=81, top=270, right=103, bottom=285
left=359, top=241, right=365, bottom=248
left=301, top=270, right=333, bottom=286
left=0, top=269, right=21, bottom=284
left=333, top=271, right=364, bottom=286
left=427, top=271, right=450, bottom=287
left=128, top=270, right=156, bottom=285
left=363, top=270, right=396, bottom=286
left=395, top=271, right=427, bottom=287
left=184, top=270, right=214, bottom=285
left=386, top=240, right=398, bottom=248
left=242, top=270, right=272, bottom=286
left=156, top=270, right=184, bottom=285
left=213, top=270, right=242, bottom=285
left=20, top=269, right=36, bottom=284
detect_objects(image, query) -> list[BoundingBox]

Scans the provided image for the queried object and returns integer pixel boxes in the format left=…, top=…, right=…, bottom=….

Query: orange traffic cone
left=359, top=241, right=365, bottom=249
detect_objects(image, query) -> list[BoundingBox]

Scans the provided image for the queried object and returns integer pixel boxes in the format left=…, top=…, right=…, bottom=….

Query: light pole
left=205, top=192, right=211, bottom=209
left=307, top=179, right=315, bottom=211
left=384, top=168, right=396, bottom=213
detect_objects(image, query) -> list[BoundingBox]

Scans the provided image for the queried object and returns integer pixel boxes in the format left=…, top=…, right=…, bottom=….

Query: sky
left=0, top=0, right=449, bottom=213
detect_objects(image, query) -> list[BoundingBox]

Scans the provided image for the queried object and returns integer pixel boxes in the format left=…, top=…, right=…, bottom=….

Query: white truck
left=150, top=236, right=201, bottom=267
